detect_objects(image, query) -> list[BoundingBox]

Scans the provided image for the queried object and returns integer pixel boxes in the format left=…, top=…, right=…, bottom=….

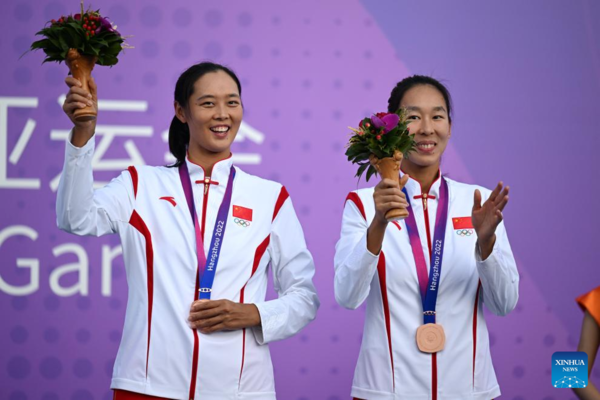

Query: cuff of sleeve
left=365, top=240, right=380, bottom=258
left=252, top=300, right=287, bottom=345
left=66, top=129, right=95, bottom=156
left=357, top=231, right=380, bottom=268
left=475, top=239, right=500, bottom=263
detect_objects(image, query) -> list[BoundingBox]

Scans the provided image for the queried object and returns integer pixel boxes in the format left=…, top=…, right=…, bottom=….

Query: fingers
left=190, top=299, right=220, bottom=312
left=66, top=93, right=93, bottom=107
left=496, top=194, right=509, bottom=212
left=473, top=189, right=482, bottom=211
left=63, top=77, right=94, bottom=118
left=188, top=307, right=222, bottom=322
left=192, top=314, right=225, bottom=330
left=65, top=76, right=82, bottom=88
left=495, top=209, right=504, bottom=222
left=488, top=181, right=503, bottom=202
left=376, top=178, right=401, bottom=190
left=493, top=186, right=509, bottom=206
left=378, top=195, right=409, bottom=208
left=64, top=76, right=94, bottom=100
left=63, top=101, right=87, bottom=115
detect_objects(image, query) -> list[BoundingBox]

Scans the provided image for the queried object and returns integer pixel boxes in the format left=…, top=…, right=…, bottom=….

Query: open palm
left=472, top=182, right=509, bottom=243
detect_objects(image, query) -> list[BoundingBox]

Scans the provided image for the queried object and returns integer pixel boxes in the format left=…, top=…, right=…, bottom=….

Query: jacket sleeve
left=56, top=133, right=135, bottom=236
left=252, top=194, right=319, bottom=344
left=333, top=195, right=380, bottom=310
left=475, top=220, right=520, bottom=316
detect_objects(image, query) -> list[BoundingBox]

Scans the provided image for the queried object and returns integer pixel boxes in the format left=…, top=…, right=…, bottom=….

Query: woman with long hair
left=57, top=61, right=319, bottom=399
left=334, top=75, right=519, bottom=399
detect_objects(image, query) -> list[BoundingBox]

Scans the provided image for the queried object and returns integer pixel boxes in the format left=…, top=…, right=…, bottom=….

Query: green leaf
left=356, top=162, right=369, bottom=179
left=365, top=165, right=378, bottom=182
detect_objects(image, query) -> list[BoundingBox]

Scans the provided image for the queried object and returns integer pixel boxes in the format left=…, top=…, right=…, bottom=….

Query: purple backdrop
left=1, top=0, right=600, bottom=399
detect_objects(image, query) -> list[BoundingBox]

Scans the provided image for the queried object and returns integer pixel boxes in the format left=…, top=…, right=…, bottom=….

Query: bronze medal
left=416, top=323, right=445, bottom=353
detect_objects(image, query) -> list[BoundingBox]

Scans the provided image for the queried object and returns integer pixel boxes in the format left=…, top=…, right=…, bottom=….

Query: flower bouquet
left=345, top=110, right=415, bottom=220
left=28, top=1, right=128, bottom=121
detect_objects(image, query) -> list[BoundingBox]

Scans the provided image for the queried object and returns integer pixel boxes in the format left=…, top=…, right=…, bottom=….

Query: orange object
left=577, top=286, right=600, bottom=326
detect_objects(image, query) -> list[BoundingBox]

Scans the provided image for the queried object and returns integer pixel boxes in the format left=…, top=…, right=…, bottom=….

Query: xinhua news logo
left=552, top=352, right=588, bottom=388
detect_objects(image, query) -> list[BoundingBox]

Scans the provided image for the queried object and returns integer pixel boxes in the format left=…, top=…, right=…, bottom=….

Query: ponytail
left=168, top=116, right=189, bottom=167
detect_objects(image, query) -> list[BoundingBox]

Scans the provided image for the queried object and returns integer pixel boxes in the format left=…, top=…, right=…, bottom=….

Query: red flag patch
left=452, top=217, right=473, bottom=230
left=233, top=205, right=253, bottom=221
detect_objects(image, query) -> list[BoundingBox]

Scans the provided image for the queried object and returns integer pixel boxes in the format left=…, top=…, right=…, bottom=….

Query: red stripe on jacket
left=473, top=280, right=482, bottom=386
left=128, top=210, right=153, bottom=378
left=238, top=235, right=271, bottom=385
left=127, top=166, right=138, bottom=198
left=273, top=186, right=289, bottom=221
left=377, top=252, right=395, bottom=390
left=239, top=186, right=290, bottom=385
left=345, top=192, right=366, bottom=220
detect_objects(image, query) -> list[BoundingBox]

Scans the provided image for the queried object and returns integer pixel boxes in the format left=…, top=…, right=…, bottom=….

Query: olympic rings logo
left=455, top=229, right=473, bottom=236
left=234, top=218, right=251, bottom=228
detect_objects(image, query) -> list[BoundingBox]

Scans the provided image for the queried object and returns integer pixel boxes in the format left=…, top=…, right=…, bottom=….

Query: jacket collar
left=400, top=168, right=442, bottom=199
left=185, top=152, right=234, bottom=186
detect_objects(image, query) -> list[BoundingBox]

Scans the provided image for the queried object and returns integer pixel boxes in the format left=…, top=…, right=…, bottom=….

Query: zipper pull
left=204, top=177, right=210, bottom=195
left=422, top=193, right=428, bottom=211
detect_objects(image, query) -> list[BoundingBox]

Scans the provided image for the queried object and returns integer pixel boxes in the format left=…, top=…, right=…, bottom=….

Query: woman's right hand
left=62, top=76, right=98, bottom=147
left=372, top=175, right=410, bottom=225
left=367, top=175, right=409, bottom=254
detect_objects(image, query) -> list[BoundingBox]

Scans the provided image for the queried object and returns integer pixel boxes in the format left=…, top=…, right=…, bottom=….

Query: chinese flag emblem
left=452, top=217, right=473, bottom=230
left=233, top=205, right=253, bottom=221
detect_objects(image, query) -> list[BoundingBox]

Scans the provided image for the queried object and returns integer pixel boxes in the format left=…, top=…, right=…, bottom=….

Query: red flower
left=74, top=13, right=81, bottom=20
left=375, top=112, right=391, bottom=119
left=376, top=134, right=381, bottom=140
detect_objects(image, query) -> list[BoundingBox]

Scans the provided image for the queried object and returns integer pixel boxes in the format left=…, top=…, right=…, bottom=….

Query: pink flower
left=96, top=16, right=120, bottom=35
left=371, top=112, right=399, bottom=134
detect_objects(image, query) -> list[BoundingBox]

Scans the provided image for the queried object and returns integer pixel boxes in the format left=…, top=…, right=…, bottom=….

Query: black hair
left=387, top=75, right=453, bottom=123
left=168, top=62, right=242, bottom=167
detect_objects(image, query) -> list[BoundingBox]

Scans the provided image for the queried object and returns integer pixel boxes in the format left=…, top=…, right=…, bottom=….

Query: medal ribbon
left=402, top=178, right=449, bottom=324
left=179, top=161, right=236, bottom=300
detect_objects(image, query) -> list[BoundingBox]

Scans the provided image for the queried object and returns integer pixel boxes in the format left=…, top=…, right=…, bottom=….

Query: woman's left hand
left=188, top=299, right=261, bottom=334
left=472, top=182, right=509, bottom=259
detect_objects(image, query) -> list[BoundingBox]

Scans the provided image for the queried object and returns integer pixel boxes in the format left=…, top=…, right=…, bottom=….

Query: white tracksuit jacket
left=334, top=173, right=519, bottom=400
left=57, top=135, right=319, bottom=400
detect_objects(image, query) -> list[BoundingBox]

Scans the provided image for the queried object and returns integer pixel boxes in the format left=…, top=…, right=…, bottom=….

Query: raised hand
left=62, top=76, right=98, bottom=147
left=472, top=182, right=509, bottom=259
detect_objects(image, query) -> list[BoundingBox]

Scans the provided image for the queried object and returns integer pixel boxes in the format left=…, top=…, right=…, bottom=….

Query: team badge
left=452, top=217, right=474, bottom=236
left=233, top=205, right=252, bottom=228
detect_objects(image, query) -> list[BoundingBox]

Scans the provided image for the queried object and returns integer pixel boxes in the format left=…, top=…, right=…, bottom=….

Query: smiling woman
left=56, top=61, right=319, bottom=400
left=169, top=64, right=243, bottom=173
left=334, top=75, right=519, bottom=400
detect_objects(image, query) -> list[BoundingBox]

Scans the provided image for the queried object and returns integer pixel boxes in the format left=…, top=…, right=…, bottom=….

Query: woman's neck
left=187, top=145, right=230, bottom=177
left=401, top=162, right=440, bottom=194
